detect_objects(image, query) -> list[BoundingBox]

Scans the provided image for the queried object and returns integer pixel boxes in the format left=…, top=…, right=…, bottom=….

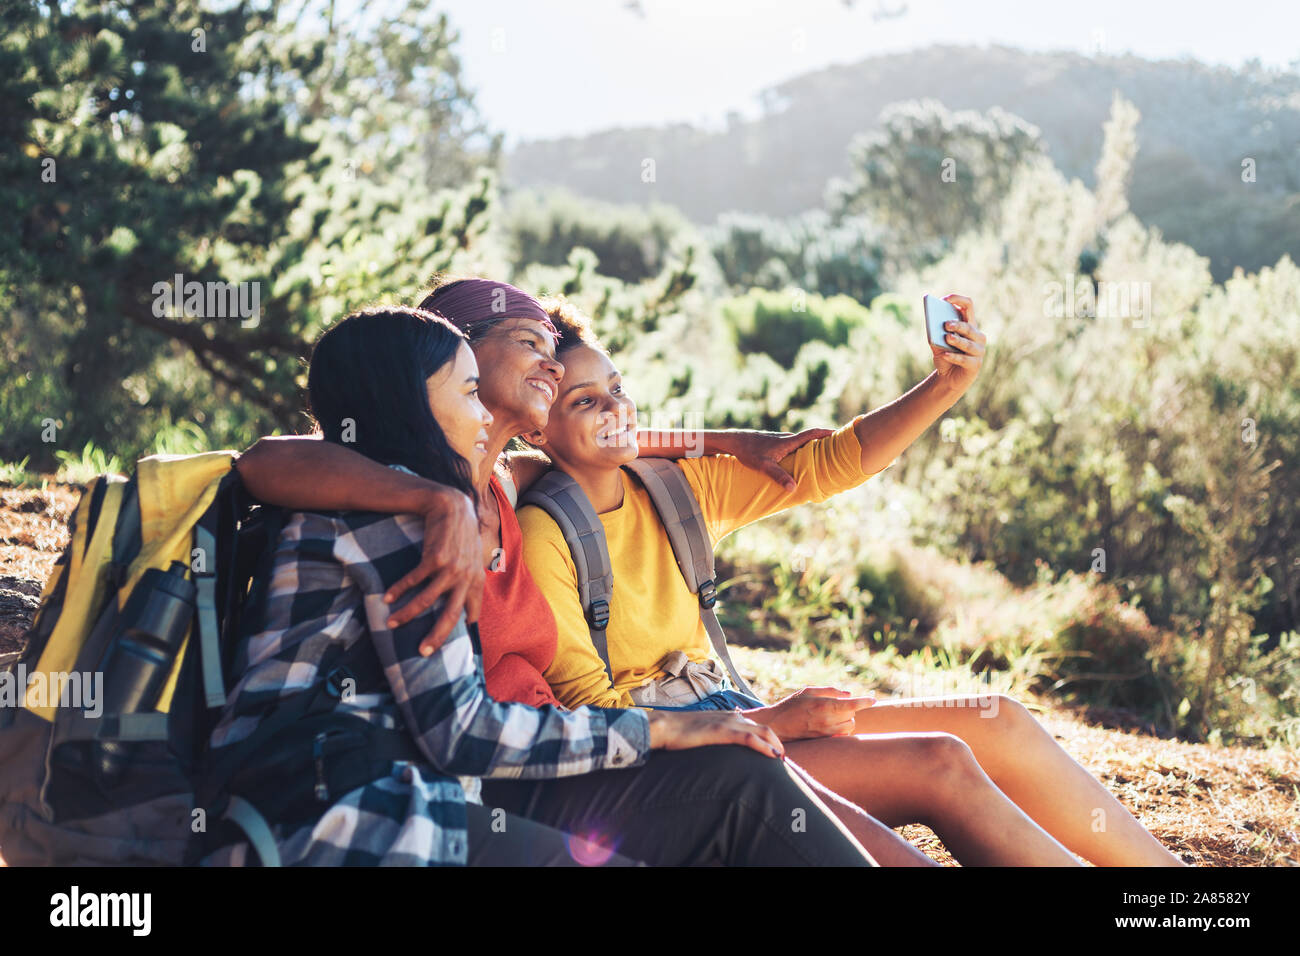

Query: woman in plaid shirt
left=207, top=304, right=881, bottom=866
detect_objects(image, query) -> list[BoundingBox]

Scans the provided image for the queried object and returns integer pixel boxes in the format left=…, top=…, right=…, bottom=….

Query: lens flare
left=566, top=829, right=618, bottom=866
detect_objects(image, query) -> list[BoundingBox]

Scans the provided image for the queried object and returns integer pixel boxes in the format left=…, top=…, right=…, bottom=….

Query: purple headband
left=419, top=278, right=557, bottom=341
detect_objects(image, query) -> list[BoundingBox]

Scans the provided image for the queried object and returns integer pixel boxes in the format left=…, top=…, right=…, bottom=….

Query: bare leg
left=786, top=733, right=1082, bottom=866
left=783, top=758, right=937, bottom=867
left=850, top=695, right=1185, bottom=866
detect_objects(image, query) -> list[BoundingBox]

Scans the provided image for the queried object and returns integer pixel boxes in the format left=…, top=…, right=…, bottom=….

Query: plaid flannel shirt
left=204, top=507, right=650, bottom=866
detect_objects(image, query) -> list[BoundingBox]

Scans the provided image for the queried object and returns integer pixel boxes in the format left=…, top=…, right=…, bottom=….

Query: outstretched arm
left=854, top=293, right=986, bottom=476
left=681, top=294, right=987, bottom=541
left=636, top=296, right=985, bottom=490
left=507, top=427, right=833, bottom=496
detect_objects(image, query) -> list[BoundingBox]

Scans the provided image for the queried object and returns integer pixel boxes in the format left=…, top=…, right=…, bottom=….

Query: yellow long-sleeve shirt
left=517, top=420, right=870, bottom=709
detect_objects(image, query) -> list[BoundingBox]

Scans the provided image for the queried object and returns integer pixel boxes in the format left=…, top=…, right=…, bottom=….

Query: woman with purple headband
left=230, top=277, right=927, bottom=865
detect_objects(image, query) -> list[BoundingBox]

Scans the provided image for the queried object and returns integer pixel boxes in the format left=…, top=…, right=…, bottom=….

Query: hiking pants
left=477, top=744, right=874, bottom=866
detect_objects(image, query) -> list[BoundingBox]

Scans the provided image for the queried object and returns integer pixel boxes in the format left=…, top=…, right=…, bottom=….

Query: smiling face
left=467, top=317, right=564, bottom=435
left=426, top=341, right=494, bottom=474
left=533, top=344, right=638, bottom=472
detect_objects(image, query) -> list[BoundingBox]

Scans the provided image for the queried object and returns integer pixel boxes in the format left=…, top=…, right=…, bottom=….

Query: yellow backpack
left=0, top=452, right=277, bottom=865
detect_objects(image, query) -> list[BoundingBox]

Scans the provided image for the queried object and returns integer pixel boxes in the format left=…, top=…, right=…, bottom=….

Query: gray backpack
left=521, top=458, right=758, bottom=701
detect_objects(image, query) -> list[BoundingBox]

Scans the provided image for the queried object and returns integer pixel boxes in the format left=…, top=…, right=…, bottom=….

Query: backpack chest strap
left=520, top=471, right=615, bottom=682
left=626, top=459, right=757, bottom=700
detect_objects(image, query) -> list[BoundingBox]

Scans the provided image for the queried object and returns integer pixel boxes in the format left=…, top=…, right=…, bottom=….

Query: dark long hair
left=306, top=305, right=475, bottom=497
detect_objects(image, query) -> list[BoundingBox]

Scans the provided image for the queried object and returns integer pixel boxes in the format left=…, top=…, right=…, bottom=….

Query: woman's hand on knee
left=746, top=686, right=875, bottom=741
left=646, top=710, right=785, bottom=759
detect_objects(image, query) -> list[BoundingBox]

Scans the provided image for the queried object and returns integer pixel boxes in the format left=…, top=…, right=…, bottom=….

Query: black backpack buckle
left=588, top=598, right=610, bottom=630
left=698, top=580, right=717, bottom=609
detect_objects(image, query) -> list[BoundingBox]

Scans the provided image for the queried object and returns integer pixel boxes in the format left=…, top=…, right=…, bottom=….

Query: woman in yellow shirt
left=518, top=297, right=1185, bottom=867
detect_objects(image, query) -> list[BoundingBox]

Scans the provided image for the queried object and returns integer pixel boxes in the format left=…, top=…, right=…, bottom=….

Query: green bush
left=709, top=211, right=886, bottom=303
left=719, top=288, right=868, bottom=369
left=502, top=190, right=694, bottom=285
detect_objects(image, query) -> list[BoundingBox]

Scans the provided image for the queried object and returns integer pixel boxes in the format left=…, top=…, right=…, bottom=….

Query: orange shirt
left=477, top=475, right=563, bottom=708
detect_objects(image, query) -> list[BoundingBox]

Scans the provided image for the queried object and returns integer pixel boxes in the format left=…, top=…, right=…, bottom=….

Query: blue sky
left=350, top=1, right=1300, bottom=144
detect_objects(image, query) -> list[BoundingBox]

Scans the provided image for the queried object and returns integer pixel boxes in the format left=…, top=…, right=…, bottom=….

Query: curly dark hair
left=536, top=295, right=602, bottom=357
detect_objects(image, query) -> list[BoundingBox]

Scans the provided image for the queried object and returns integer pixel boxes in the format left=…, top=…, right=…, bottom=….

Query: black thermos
left=94, top=560, right=197, bottom=784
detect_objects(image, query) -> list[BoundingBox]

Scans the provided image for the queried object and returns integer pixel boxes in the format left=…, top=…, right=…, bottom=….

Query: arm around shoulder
left=236, top=434, right=450, bottom=515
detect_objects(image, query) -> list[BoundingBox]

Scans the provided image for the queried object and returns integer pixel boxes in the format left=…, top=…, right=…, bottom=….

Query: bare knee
left=904, top=733, right=987, bottom=821
left=980, top=693, right=1037, bottom=735
left=889, top=733, right=987, bottom=832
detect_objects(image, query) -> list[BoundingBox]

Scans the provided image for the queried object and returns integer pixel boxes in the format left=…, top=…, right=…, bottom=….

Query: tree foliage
left=507, top=45, right=1300, bottom=282
left=829, top=98, right=1045, bottom=253
left=1, top=0, right=496, bottom=461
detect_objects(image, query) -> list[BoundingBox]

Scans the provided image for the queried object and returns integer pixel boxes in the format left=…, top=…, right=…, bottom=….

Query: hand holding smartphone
left=923, top=294, right=964, bottom=353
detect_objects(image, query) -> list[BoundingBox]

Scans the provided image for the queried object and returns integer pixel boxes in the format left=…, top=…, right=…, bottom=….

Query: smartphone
left=923, top=294, right=963, bottom=353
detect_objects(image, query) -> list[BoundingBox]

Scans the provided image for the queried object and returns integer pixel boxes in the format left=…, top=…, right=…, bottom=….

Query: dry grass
left=1037, top=708, right=1300, bottom=866
left=735, top=644, right=1300, bottom=867
left=2, top=478, right=1296, bottom=868
left=0, top=482, right=84, bottom=866
left=0, top=484, right=77, bottom=576
left=0, top=484, right=79, bottom=656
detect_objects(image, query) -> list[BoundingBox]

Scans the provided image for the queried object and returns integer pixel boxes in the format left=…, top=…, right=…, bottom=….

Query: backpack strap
left=221, top=795, right=282, bottom=867
left=519, top=472, right=615, bottom=683
left=193, top=521, right=224, bottom=709
left=191, top=467, right=274, bottom=712
left=625, top=459, right=758, bottom=701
